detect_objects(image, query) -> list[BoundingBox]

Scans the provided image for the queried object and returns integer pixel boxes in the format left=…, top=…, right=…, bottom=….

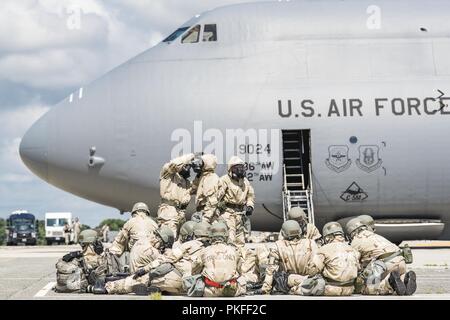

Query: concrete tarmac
left=1, top=243, right=450, bottom=300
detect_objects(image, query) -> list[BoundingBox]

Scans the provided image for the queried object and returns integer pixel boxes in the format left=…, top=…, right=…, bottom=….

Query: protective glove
left=133, top=268, right=148, bottom=279
left=62, top=251, right=82, bottom=263
left=245, top=206, right=254, bottom=216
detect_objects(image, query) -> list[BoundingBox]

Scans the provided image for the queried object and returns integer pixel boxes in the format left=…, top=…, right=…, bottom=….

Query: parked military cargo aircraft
left=20, top=0, right=450, bottom=242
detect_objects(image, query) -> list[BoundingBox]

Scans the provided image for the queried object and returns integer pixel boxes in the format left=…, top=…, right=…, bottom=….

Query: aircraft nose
left=19, top=113, right=50, bottom=181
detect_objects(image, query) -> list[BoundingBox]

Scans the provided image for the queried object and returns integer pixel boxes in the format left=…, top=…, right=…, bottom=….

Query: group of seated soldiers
left=55, top=202, right=416, bottom=297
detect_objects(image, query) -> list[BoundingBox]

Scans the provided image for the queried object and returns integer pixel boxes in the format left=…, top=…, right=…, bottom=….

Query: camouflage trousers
left=362, top=256, right=406, bottom=295
left=221, top=210, right=245, bottom=246
left=157, top=204, right=186, bottom=240
left=197, top=205, right=219, bottom=224
left=324, top=285, right=354, bottom=296
left=129, top=238, right=156, bottom=273
left=151, top=270, right=184, bottom=295
left=105, top=274, right=149, bottom=295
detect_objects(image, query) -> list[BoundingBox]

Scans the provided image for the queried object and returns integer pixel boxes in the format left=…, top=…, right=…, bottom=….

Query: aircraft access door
left=281, top=130, right=315, bottom=224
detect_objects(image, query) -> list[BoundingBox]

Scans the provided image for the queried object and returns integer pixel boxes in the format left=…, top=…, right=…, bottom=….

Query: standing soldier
left=218, top=156, right=255, bottom=246
left=158, top=153, right=201, bottom=239
left=108, top=202, right=159, bottom=273
left=194, top=154, right=222, bottom=224
left=346, top=218, right=417, bottom=296
left=194, top=222, right=247, bottom=297
left=307, top=222, right=360, bottom=296
left=63, top=222, right=71, bottom=245
left=73, top=217, right=81, bottom=244
left=261, top=221, right=318, bottom=295
left=101, top=223, right=110, bottom=243
left=278, top=207, right=321, bottom=243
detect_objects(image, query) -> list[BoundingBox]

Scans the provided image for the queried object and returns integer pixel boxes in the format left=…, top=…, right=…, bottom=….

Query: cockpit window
left=203, top=24, right=217, bottom=42
left=163, top=27, right=189, bottom=43
left=182, top=25, right=201, bottom=44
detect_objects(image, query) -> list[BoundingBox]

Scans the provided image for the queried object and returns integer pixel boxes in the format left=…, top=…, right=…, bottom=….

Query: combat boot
left=404, top=271, right=417, bottom=296
left=93, top=279, right=107, bottom=294
left=388, top=271, right=406, bottom=295
left=132, top=284, right=161, bottom=296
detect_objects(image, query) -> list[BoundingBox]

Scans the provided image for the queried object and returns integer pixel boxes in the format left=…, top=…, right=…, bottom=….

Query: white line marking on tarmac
left=34, top=282, right=56, bottom=298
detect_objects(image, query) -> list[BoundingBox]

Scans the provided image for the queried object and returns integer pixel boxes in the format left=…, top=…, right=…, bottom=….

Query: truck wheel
left=46, top=239, right=52, bottom=246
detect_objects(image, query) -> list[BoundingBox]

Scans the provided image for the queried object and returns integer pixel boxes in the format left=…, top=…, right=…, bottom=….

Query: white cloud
left=0, top=0, right=267, bottom=226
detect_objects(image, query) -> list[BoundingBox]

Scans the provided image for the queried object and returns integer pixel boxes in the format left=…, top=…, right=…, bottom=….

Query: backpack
left=55, top=258, right=88, bottom=293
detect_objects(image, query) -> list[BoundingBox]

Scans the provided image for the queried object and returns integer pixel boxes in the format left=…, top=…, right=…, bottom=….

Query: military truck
left=6, top=211, right=38, bottom=246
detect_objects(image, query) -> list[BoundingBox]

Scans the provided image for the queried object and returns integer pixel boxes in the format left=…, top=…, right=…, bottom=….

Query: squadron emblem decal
left=356, top=145, right=383, bottom=173
left=340, top=182, right=368, bottom=202
left=325, top=145, right=351, bottom=173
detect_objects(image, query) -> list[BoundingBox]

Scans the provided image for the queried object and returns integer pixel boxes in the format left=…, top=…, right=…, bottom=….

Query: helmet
left=288, top=207, right=307, bottom=222
left=301, top=275, right=326, bottom=296
left=194, top=221, right=211, bottom=238
left=79, top=229, right=98, bottom=244
left=180, top=221, right=197, bottom=240
left=345, top=218, right=366, bottom=237
left=131, top=202, right=150, bottom=215
left=280, top=220, right=302, bottom=240
left=322, top=222, right=344, bottom=238
left=210, top=222, right=228, bottom=240
left=227, top=156, right=245, bottom=172
left=156, top=226, right=175, bottom=248
left=358, top=215, right=375, bottom=231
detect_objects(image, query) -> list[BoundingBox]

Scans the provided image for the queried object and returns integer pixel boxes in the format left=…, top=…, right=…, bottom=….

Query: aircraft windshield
left=182, top=25, right=201, bottom=43
left=163, top=27, right=190, bottom=42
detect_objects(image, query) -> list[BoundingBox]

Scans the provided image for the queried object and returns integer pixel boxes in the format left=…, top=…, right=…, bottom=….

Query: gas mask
left=191, top=158, right=204, bottom=175
left=230, top=164, right=246, bottom=180
left=179, top=164, right=192, bottom=179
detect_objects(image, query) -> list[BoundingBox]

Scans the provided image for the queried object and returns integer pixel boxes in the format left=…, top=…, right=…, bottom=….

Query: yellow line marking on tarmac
left=34, top=282, right=56, bottom=298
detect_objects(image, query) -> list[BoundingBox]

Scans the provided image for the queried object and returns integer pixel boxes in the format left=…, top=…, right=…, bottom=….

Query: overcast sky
left=0, top=0, right=265, bottom=227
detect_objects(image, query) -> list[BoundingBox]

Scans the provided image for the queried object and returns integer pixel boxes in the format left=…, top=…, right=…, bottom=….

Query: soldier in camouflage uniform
left=173, top=221, right=197, bottom=249
left=194, top=154, right=222, bottom=224
left=307, top=222, right=360, bottom=296
left=59, top=229, right=107, bottom=293
left=218, top=156, right=255, bottom=246
left=100, top=227, right=174, bottom=295
left=346, top=218, right=417, bottom=296
left=261, top=220, right=318, bottom=295
left=108, top=202, right=159, bottom=273
left=157, top=154, right=200, bottom=239
left=358, top=215, right=376, bottom=232
left=278, top=207, right=321, bottom=243
left=193, top=222, right=247, bottom=297
left=138, top=222, right=213, bottom=295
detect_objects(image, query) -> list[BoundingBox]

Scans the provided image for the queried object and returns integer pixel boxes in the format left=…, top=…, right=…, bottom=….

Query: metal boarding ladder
left=282, top=164, right=315, bottom=224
